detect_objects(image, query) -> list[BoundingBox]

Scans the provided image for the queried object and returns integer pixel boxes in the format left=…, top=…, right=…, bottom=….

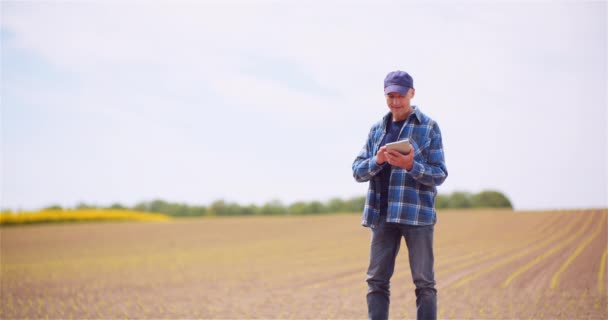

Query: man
left=352, top=70, right=448, bottom=320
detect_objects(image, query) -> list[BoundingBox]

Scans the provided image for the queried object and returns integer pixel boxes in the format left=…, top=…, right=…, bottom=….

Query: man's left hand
left=385, top=147, right=414, bottom=171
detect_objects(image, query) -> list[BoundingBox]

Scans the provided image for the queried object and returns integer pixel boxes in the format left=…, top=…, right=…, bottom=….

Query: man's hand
left=386, top=146, right=415, bottom=170
left=376, top=146, right=388, bottom=164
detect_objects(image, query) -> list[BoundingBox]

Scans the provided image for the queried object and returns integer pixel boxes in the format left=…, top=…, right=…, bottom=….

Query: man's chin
left=391, top=108, right=405, bottom=115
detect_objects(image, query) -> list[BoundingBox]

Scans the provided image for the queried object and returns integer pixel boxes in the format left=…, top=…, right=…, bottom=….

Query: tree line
left=28, top=190, right=512, bottom=217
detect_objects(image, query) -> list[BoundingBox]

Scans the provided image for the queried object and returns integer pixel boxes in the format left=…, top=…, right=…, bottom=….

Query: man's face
left=385, top=89, right=414, bottom=121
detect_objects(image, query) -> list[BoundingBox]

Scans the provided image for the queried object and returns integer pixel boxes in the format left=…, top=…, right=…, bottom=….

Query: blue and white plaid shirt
left=352, top=106, right=448, bottom=228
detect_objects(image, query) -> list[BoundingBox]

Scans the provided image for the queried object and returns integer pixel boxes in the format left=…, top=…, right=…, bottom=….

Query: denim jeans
left=366, top=218, right=437, bottom=320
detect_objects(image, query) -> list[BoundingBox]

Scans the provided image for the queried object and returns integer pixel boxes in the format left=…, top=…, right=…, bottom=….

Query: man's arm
left=407, top=123, right=448, bottom=186
left=352, top=128, right=385, bottom=183
left=386, top=122, right=447, bottom=187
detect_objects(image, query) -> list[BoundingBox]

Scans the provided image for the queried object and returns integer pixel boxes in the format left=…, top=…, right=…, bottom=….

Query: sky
left=1, top=0, right=606, bottom=211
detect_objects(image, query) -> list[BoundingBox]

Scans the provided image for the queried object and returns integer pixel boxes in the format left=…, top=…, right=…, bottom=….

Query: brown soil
left=1, top=210, right=606, bottom=319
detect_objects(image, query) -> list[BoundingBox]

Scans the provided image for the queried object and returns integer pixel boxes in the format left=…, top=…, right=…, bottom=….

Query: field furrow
left=1, top=209, right=606, bottom=319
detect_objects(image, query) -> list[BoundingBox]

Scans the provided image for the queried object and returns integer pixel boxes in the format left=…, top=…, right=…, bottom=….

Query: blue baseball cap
left=384, top=70, right=414, bottom=95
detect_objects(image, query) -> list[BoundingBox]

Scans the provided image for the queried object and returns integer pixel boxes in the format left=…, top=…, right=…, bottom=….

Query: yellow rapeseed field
left=0, top=209, right=171, bottom=225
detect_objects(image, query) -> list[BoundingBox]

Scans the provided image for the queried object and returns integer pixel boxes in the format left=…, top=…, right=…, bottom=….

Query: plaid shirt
left=352, top=106, right=448, bottom=228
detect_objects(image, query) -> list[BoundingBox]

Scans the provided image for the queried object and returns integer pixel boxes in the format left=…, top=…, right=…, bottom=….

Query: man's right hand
left=376, top=146, right=388, bottom=164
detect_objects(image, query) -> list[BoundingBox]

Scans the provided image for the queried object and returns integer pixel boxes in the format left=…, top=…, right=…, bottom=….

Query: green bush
left=471, top=190, right=513, bottom=209
left=29, top=190, right=511, bottom=218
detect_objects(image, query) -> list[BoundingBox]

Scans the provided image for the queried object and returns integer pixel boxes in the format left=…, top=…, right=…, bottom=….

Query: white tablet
left=385, top=139, right=411, bottom=155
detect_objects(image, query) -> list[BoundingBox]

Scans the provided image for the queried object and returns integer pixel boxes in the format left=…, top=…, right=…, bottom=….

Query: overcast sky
left=1, top=1, right=606, bottom=211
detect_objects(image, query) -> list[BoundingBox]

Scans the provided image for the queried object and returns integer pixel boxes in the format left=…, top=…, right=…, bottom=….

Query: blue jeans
left=366, top=218, right=437, bottom=320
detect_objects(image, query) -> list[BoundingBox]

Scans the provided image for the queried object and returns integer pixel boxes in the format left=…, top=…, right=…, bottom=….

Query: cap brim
left=384, top=85, right=410, bottom=95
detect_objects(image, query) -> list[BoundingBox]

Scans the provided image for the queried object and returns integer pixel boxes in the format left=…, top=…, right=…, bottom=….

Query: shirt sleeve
left=407, top=122, right=448, bottom=187
left=352, top=127, right=385, bottom=182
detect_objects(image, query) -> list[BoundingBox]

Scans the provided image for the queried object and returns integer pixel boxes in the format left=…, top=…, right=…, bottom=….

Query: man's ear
left=409, top=88, right=416, bottom=99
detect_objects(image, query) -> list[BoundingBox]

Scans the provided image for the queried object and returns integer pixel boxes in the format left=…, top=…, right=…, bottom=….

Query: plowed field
left=1, top=209, right=606, bottom=319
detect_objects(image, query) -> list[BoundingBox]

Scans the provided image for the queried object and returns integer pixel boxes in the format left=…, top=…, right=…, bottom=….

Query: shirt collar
left=383, top=105, right=422, bottom=127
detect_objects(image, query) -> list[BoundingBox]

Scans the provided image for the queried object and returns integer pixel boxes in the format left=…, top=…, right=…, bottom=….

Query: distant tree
left=208, top=200, right=225, bottom=216
left=288, top=202, right=308, bottom=215
left=108, top=203, right=126, bottom=210
left=148, top=199, right=170, bottom=213
left=447, top=191, right=473, bottom=208
left=209, top=199, right=243, bottom=216
left=169, top=203, right=185, bottom=216
left=44, top=205, right=63, bottom=210
left=240, top=204, right=258, bottom=215
left=346, top=196, right=366, bottom=212
left=471, top=190, right=513, bottom=208
left=40, top=190, right=514, bottom=218
left=305, top=201, right=326, bottom=214
left=260, top=200, right=287, bottom=215
left=188, top=205, right=208, bottom=216
left=227, top=202, right=243, bottom=215
left=435, top=194, right=449, bottom=209
left=132, top=202, right=149, bottom=212
left=76, top=202, right=97, bottom=210
left=327, top=198, right=347, bottom=213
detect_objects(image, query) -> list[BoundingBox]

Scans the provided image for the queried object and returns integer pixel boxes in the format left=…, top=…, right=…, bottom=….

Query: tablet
left=385, top=139, right=411, bottom=155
